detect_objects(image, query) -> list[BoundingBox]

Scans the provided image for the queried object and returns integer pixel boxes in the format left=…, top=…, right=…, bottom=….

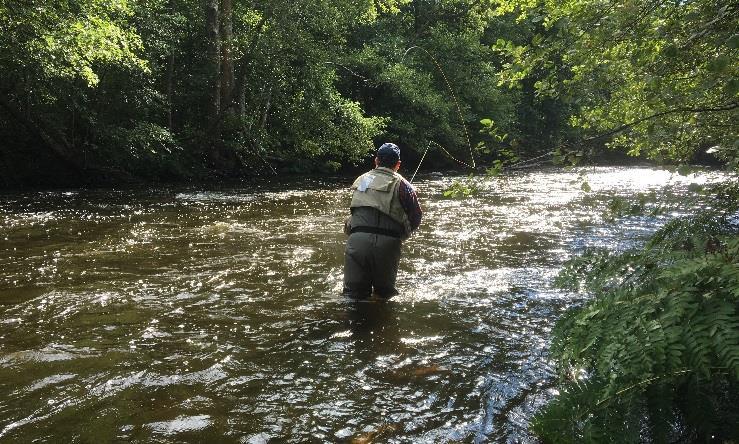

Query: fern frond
left=538, top=208, right=739, bottom=442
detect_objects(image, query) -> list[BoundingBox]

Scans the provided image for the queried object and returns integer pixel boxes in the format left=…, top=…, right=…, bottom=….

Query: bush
left=534, top=185, right=739, bottom=443
left=94, top=122, right=189, bottom=180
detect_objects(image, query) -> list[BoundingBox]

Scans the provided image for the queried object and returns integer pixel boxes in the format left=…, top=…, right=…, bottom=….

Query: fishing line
left=410, top=146, right=554, bottom=182
left=410, top=141, right=476, bottom=183
left=402, top=46, right=476, bottom=170
left=428, top=141, right=475, bottom=169
left=504, top=151, right=554, bottom=170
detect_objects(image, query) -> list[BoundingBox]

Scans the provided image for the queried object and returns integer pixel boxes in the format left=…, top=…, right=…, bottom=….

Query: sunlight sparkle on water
left=0, top=167, right=734, bottom=443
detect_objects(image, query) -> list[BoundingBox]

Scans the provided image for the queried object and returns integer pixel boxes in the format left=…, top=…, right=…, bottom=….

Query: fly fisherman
left=342, top=143, right=423, bottom=299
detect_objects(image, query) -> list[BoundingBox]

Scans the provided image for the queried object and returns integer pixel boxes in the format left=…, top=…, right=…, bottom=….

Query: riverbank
left=534, top=181, right=739, bottom=441
left=0, top=140, right=709, bottom=192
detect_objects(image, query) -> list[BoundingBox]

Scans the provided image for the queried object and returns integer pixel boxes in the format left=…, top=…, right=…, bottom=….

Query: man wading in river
left=342, top=143, right=422, bottom=299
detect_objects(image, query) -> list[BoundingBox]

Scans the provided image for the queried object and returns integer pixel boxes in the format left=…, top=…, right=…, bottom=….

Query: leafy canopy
left=493, top=0, right=739, bottom=169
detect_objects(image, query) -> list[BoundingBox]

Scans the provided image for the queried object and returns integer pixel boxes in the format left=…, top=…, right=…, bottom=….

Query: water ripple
left=0, top=167, right=733, bottom=442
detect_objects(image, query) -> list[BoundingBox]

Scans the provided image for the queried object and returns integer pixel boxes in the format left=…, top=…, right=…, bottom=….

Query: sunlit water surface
left=0, top=167, right=732, bottom=443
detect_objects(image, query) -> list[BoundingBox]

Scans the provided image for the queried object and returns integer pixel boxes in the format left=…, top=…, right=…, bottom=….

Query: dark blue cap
left=377, top=142, right=400, bottom=163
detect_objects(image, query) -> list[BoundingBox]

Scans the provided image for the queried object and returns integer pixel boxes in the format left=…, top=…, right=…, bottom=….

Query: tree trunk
left=205, top=0, right=237, bottom=172
left=237, top=44, right=264, bottom=139
left=239, top=73, right=248, bottom=138
left=205, top=0, right=221, bottom=130
left=167, top=51, right=175, bottom=130
left=166, top=0, right=176, bottom=131
left=236, top=14, right=268, bottom=141
left=257, top=84, right=273, bottom=138
left=220, top=0, right=235, bottom=114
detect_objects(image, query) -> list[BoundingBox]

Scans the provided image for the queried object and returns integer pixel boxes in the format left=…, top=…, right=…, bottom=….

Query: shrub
left=534, top=184, right=739, bottom=443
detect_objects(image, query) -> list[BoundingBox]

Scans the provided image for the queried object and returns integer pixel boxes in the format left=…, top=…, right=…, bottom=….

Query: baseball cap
left=377, top=142, right=400, bottom=163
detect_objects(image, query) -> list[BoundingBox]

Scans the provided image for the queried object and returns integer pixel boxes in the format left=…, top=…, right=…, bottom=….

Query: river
left=0, top=167, right=732, bottom=443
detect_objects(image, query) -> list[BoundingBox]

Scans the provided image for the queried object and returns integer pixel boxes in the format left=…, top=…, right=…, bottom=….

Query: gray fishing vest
left=350, top=167, right=412, bottom=236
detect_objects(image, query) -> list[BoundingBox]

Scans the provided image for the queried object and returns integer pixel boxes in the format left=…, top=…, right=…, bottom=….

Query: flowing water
left=0, top=167, right=732, bottom=443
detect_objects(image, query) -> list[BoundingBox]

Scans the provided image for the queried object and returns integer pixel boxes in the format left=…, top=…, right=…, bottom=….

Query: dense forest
left=0, top=0, right=736, bottom=186
left=1, top=1, right=738, bottom=441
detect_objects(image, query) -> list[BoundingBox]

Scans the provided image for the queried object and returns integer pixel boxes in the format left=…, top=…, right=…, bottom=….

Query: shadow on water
left=345, top=300, right=400, bottom=348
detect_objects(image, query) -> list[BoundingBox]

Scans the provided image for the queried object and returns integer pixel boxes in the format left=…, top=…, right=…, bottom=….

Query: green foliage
left=231, top=0, right=391, bottom=167
left=553, top=146, right=586, bottom=167
left=338, top=0, right=563, bottom=168
left=276, top=91, right=387, bottom=163
left=495, top=0, right=739, bottom=171
left=536, top=185, right=739, bottom=442
left=0, top=0, right=148, bottom=86
left=478, top=117, right=522, bottom=176
left=712, top=181, right=739, bottom=214
left=97, top=122, right=188, bottom=179
left=601, top=193, right=664, bottom=222
left=0, top=0, right=588, bottom=183
left=442, top=176, right=481, bottom=198
left=3, top=0, right=734, bottom=183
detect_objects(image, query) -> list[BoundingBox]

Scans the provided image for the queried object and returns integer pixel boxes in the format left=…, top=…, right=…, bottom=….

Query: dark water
left=0, top=167, right=731, bottom=443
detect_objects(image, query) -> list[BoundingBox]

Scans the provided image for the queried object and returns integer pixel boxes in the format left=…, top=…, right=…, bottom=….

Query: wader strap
left=350, top=226, right=401, bottom=238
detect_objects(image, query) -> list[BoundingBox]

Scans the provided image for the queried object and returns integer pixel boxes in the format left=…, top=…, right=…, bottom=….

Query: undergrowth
left=533, top=182, right=739, bottom=443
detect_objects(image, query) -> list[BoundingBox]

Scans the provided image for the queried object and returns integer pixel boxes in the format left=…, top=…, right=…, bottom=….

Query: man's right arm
left=398, top=180, right=422, bottom=232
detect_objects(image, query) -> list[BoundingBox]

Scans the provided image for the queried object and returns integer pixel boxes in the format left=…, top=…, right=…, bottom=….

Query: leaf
left=662, top=44, right=678, bottom=58
left=581, top=181, right=591, bottom=192
left=726, top=34, right=739, bottom=49
left=707, top=55, right=730, bottom=73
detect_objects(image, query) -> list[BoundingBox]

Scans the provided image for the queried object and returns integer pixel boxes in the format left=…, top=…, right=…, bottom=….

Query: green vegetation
left=1, top=0, right=738, bottom=439
left=6, top=0, right=734, bottom=186
left=1, top=0, right=738, bottom=431
left=485, top=1, right=739, bottom=439
left=0, top=0, right=551, bottom=185
left=441, top=176, right=481, bottom=198
left=535, top=184, right=739, bottom=442
left=601, top=193, right=664, bottom=222
left=494, top=0, right=738, bottom=167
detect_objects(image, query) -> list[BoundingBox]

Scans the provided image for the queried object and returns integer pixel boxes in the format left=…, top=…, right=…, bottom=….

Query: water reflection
left=0, top=167, right=733, bottom=442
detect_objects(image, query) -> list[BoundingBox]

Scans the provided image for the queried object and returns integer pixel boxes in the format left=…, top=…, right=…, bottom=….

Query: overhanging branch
left=584, top=102, right=739, bottom=142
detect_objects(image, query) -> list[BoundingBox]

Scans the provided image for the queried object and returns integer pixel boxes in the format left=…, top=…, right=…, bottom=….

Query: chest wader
left=342, top=168, right=411, bottom=299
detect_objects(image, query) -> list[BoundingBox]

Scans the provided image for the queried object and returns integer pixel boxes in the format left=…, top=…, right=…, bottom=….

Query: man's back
left=342, top=143, right=422, bottom=299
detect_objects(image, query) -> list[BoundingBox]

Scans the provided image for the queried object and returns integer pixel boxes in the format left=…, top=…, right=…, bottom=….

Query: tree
left=494, top=0, right=739, bottom=170
left=0, top=0, right=148, bottom=179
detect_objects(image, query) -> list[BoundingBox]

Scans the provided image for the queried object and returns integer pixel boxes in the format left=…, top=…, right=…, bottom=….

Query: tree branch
left=584, top=103, right=739, bottom=142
